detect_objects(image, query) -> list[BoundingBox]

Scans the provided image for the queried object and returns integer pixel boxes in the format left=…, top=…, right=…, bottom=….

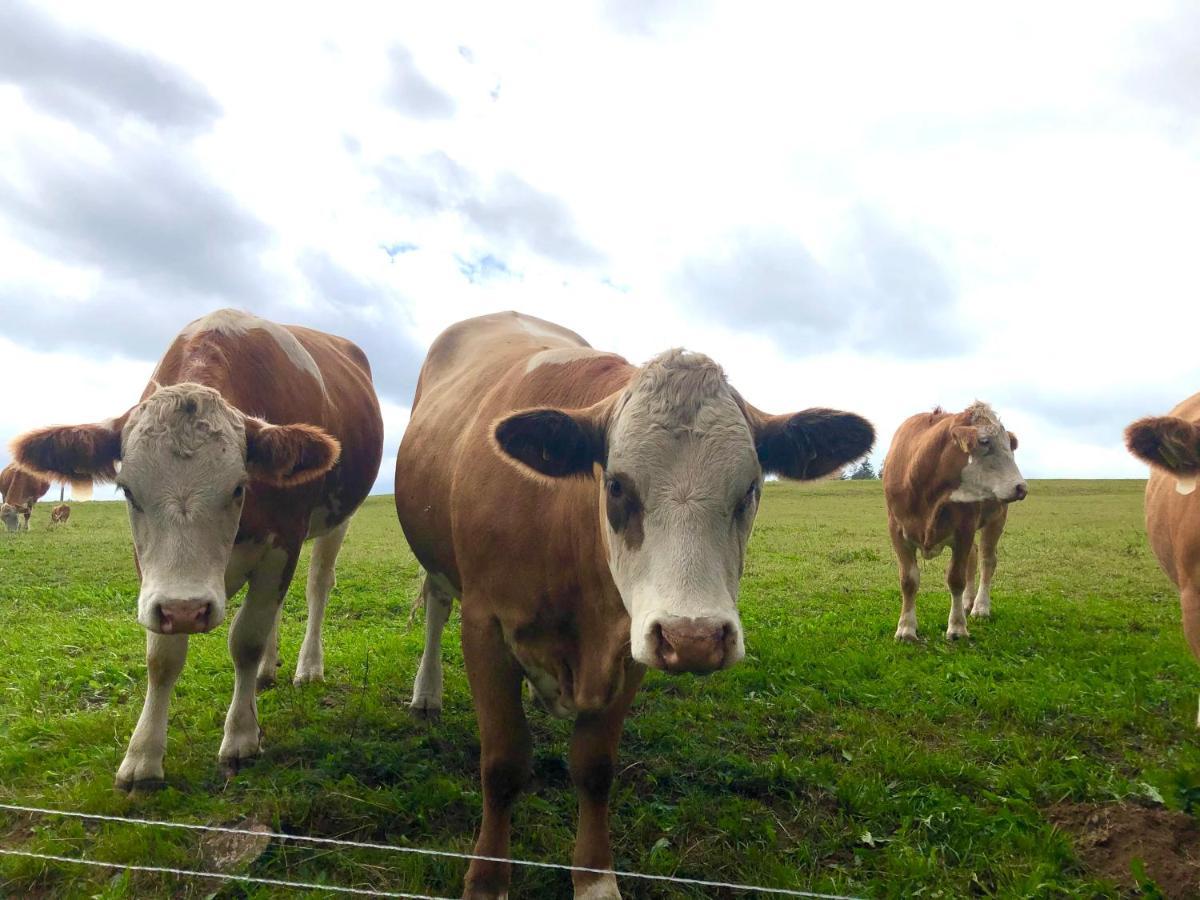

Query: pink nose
left=650, top=617, right=734, bottom=674
left=156, top=600, right=214, bottom=634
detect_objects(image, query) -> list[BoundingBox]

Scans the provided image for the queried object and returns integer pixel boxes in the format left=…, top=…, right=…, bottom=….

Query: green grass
left=1, top=480, right=1197, bottom=898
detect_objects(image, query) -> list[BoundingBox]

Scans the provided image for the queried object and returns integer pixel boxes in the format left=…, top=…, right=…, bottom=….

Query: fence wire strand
left=0, top=801, right=861, bottom=898
left=0, top=846, right=454, bottom=899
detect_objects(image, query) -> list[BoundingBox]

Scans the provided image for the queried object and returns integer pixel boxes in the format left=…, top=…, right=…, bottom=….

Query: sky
left=1, top=0, right=1197, bottom=497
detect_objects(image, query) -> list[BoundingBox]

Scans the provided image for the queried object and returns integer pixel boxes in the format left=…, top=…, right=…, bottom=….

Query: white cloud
left=1, top=0, right=1197, bottom=493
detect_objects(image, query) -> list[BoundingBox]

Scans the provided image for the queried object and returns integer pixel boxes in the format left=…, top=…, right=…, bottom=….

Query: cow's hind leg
left=220, top=546, right=297, bottom=776
left=569, top=662, right=645, bottom=899
left=410, top=574, right=454, bottom=720
left=964, top=541, right=979, bottom=615
left=461, top=609, right=530, bottom=900
left=970, top=507, right=1008, bottom=619
left=891, top=525, right=920, bottom=642
left=295, top=518, right=351, bottom=685
left=256, top=601, right=285, bottom=691
left=116, top=632, right=188, bottom=792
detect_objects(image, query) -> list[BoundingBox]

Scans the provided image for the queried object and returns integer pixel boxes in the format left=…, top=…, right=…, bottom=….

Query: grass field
left=1, top=480, right=1198, bottom=898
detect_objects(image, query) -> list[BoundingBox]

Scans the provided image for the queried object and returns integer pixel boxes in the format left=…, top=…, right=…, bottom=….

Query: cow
left=394, top=311, right=874, bottom=899
left=883, top=402, right=1027, bottom=642
left=10, top=309, right=383, bottom=789
left=50, top=504, right=70, bottom=525
left=0, top=462, right=50, bottom=531
left=1125, top=392, right=1200, bottom=726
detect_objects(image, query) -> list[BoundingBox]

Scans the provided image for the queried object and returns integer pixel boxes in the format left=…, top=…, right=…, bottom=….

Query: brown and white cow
left=1125, top=392, right=1200, bottom=726
left=11, top=309, right=383, bottom=789
left=395, top=311, right=874, bottom=899
left=50, top=503, right=70, bottom=525
left=0, top=462, right=50, bottom=531
left=883, top=402, right=1027, bottom=642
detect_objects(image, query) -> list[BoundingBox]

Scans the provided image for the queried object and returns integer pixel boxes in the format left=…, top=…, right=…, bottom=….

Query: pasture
left=1, top=480, right=1198, bottom=897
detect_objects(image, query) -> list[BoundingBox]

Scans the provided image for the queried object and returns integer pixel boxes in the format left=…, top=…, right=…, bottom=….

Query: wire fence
left=0, top=801, right=862, bottom=898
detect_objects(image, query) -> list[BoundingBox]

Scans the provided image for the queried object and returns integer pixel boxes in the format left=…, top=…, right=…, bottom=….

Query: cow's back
left=1144, top=392, right=1200, bottom=589
left=151, top=311, right=383, bottom=537
left=396, top=311, right=630, bottom=592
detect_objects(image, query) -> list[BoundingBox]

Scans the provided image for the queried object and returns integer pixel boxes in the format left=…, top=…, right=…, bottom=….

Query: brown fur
left=395, top=310, right=873, bottom=898
left=1126, top=392, right=1200, bottom=672
left=0, top=463, right=50, bottom=511
left=14, top=309, right=383, bottom=565
left=50, top=504, right=70, bottom=524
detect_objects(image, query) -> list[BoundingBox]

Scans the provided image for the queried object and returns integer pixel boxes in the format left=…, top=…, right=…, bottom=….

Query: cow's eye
left=978, top=436, right=991, bottom=448
left=607, top=477, right=623, bottom=499
left=120, top=486, right=142, bottom=512
left=232, top=484, right=245, bottom=501
left=736, top=482, right=758, bottom=517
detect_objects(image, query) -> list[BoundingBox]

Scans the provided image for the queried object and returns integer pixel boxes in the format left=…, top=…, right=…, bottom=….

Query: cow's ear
left=1007, top=431, right=1018, bottom=451
left=1126, top=416, right=1200, bottom=474
left=744, top=404, right=875, bottom=480
left=244, top=419, right=341, bottom=487
left=494, top=405, right=609, bottom=479
left=951, top=425, right=980, bottom=455
left=10, top=417, right=126, bottom=483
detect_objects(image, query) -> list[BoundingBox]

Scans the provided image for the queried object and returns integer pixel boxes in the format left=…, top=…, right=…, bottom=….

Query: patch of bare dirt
left=1049, top=801, right=1200, bottom=899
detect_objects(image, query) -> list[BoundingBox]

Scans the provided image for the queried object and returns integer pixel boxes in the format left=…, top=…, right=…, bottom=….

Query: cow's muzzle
left=153, top=599, right=216, bottom=635
left=647, top=616, right=740, bottom=674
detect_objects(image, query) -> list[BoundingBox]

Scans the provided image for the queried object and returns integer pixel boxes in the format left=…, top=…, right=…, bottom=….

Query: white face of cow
left=117, top=387, right=249, bottom=634
left=948, top=407, right=1027, bottom=504
left=601, top=364, right=758, bottom=672
left=494, top=349, right=876, bottom=675
left=10, top=381, right=341, bottom=636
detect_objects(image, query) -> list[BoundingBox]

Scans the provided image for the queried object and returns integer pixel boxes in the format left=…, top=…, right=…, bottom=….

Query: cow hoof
left=894, top=628, right=919, bottom=643
left=293, top=667, right=324, bottom=686
left=114, top=776, right=166, bottom=794
left=945, top=627, right=970, bottom=641
left=219, top=753, right=260, bottom=779
left=969, top=608, right=991, bottom=620
left=256, top=672, right=277, bottom=692
left=410, top=698, right=442, bottom=722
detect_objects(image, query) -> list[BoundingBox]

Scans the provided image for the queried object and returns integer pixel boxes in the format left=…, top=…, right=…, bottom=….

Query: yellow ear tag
left=1177, top=475, right=1197, bottom=495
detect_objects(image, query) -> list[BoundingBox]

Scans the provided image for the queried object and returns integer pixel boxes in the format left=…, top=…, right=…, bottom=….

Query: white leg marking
left=116, top=632, right=189, bottom=790
left=946, top=590, right=969, bottom=640
left=410, top=575, right=454, bottom=719
left=971, top=552, right=997, bottom=619
left=220, top=547, right=290, bottom=774
left=575, top=874, right=621, bottom=899
left=295, top=519, right=350, bottom=685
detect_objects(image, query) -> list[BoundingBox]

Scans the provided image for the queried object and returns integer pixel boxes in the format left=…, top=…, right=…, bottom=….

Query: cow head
left=946, top=403, right=1027, bottom=504
left=1126, top=415, right=1200, bottom=494
left=11, top=383, right=340, bottom=634
left=494, top=350, right=874, bottom=674
left=0, top=503, right=27, bottom=532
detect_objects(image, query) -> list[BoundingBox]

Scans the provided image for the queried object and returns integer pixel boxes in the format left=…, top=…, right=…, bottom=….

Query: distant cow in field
left=50, top=504, right=70, bottom=525
left=12, top=309, right=383, bottom=789
left=0, top=463, right=50, bottom=531
left=1126, top=392, right=1200, bottom=726
left=884, top=403, right=1027, bottom=642
left=395, top=311, right=874, bottom=899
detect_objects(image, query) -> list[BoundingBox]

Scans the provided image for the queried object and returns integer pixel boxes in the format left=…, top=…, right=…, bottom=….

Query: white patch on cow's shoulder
left=525, top=347, right=603, bottom=373
left=1177, top=476, right=1197, bottom=496
left=183, top=309, right=326, bottom=393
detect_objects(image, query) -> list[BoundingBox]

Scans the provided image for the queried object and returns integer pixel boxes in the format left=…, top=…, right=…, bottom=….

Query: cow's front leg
left=569, top=663, right=645, bottom=900
left=220, top=548, right=296, bottom=776
left=116, top=632, right=188, bottom=791
left=946, top=528, right=974, bottom=640
left=1181, top=585, right=1200, bottom=728
left=970, top=508, right=1007, bottom=619
left=461, top=611, right=530, bottom=900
